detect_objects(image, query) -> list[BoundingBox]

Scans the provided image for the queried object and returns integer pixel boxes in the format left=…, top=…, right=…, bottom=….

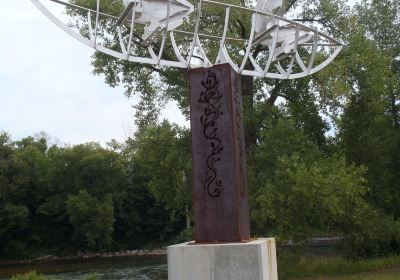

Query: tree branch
left=236, top=19, right=247, bottom=39
left=293, top=18, right=342, bottom=34
left=278, top=93, right=295, bottom=103
left=285, top=0, right=298, bottom=12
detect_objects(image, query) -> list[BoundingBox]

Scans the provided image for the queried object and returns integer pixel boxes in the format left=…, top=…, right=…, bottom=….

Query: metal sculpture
left=31, top=0, right=343, bottom=79
left=32, top=0, right=343, bottom=243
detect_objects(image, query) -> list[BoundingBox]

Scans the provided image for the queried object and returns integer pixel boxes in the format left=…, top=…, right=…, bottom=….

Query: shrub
left=84, top=272, right=99, bottom=280
left=11, top=271, right=47, bottom=280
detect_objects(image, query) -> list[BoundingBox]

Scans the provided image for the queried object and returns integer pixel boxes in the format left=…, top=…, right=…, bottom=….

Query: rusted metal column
left=188, top=63, right=250, bottom=243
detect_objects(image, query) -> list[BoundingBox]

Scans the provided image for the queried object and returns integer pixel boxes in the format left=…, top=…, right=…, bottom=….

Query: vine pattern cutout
left=199, top=70, right=224, bottom=198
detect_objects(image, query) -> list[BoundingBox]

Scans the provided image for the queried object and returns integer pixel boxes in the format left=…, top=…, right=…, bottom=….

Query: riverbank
left=0, top=254, right=167, bottom=279
left=1, top=254, right=400, bottom=280
left=0, top=249, right=167, bottom=267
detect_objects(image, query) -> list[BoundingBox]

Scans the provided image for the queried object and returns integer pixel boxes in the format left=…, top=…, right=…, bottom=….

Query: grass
left=295, top=268, right=400, bottom=279
left=279, top=254, right=400, bottom=280
left=10, top=271, right=98, bottom=280
left=11, top=271, right=47, bottom=280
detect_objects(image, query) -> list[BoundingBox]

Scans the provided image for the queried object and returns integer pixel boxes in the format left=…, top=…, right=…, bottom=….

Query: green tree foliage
left=253, top=153, right=366, bottom=241
left=0, top=130, right=188, bottom=257
left=0, top=134, right=48, bottom=257
left=34, top=143, right=129, bottom=253
left=249, top=118, right=400, bottom=258
left=67, top=190, right=114, bottom=251
left=0, top=133, right=178, bottom=257
left=339, top=37, right=399, bottom=216
left=118, top=121, right=191, bottom=244
left=112, top=177, right=178, bottom=249
left=342, top=1, right=400, bottom=218
left=312, top=0, right=400, bottom=219
left=0, top=203, right=29, bottom=256
left=126, top=121, right=191, bottom=214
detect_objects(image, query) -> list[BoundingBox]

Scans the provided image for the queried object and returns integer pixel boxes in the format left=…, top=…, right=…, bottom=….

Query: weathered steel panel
left=188, top=63, right=250, bottom=243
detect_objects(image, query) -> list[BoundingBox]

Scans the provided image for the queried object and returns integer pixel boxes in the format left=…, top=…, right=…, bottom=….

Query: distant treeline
left=0, top=129, right=187, bottom=259
left=1, top=106, right=399, bottom=260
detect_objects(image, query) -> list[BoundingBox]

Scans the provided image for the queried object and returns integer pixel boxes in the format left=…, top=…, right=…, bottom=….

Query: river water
left=0, top=256, right=167, bottom=280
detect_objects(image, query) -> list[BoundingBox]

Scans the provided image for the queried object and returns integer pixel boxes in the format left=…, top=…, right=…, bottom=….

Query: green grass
left=295, top=268, right=400, bottom=279
left=10, top=271, right=98, bottom=280
left=279, top=254, right=400, bottom=280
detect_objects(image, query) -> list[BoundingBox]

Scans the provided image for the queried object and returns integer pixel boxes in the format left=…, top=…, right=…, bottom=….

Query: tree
left=310, top=0, right=400, bottom=218
left=339, top=35, right=399, bottom=216
left=0, top=134, right=49, bottom=257
left=300, top=0, right=400, bottom=220
left=34, top=143, right=129, bottom=253
left=351, top=0, right=400, bottom=218
left=123, top=120, right=191, bottom=234
left=0, top=131, right=192, bottom=256
left=0, top=132, right=13, bottom=210
left=251, top=119, right=400, bottom=258
left=0, top=203, right=29, bottom=257
left=67, top=190, right=115, bottom=251
left=112, top=173, right=180, bottom=248
left=253, top=154, right=366, bottom=241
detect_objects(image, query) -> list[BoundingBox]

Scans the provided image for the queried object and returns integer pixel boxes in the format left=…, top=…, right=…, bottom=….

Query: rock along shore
left=0, top=249, right=167, bottom=266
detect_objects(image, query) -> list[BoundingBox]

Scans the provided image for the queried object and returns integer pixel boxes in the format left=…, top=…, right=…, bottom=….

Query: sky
left=0, top=1, right=187, bottom=145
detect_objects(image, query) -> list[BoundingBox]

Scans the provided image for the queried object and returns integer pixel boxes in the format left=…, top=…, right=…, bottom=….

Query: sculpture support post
left=167, top=64, right=278, bottom=280
left=187, top=63, right=250, bottom=243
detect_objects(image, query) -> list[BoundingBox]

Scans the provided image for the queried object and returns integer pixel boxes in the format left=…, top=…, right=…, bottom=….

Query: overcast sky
left=0, top=1, right=187, bottom=145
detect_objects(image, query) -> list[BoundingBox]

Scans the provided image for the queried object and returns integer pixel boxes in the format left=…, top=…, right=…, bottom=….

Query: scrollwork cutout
left=199, top=71, right=224, bottom=198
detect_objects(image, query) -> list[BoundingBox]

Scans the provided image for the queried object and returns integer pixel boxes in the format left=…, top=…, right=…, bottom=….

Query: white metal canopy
left=31, top=0, right=343, bottom=79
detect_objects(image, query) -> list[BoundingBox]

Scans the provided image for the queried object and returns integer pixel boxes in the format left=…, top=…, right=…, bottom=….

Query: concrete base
left=168, top=238, right=278, bottom=280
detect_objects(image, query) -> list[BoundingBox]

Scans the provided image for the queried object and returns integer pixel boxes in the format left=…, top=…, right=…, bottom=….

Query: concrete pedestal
left=168, top=238, right=278, bottom=280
